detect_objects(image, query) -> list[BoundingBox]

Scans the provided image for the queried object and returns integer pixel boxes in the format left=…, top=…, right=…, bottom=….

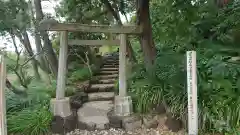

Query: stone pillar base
left=50, top=98, right=77, bottom=134
left=114, top=96, right=133, bottom=116
left=50, top=98, right=71, bottom=117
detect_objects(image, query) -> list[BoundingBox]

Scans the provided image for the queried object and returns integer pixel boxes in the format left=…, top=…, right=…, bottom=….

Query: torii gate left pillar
left=50, top=31, right=72, bottom=119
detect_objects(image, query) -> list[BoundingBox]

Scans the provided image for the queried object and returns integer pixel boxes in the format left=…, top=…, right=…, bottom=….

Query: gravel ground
left=66, top=128, right=185, bottom=135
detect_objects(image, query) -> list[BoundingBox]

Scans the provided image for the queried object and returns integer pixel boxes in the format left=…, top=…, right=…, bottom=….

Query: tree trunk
left=33, top=30, right=51, bottom=73
left=34, top=0, right=58, bottom=77
left=137, top=0, right=156, bottom=74
left=102, top=0, right=136, bottom=62
left=10, top=33, right=29, bottom=88
left=22, top=31, right=41, bottom=80
left=215, top=0, right=230, bottom=8
left=30, top=1, right=51, bottom=73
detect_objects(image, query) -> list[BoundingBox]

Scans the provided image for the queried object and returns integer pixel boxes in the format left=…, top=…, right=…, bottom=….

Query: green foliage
left=114, top=79, right=119, bottom=94
left=0, top=0, right=31, bottom=34
left=6, top=54, right=34, bottom=88
left=6, top=81, right=52, bottom=112
left=6, top=80, right=54, bottom=134
left=150, top=0, right=240, bottom=49
left=69, top=67, right=91, bottom=82
left=130, top=47, right=240, bottom=133
left=65, top=86, right=77, bottom=97
left=145, top=0, right=240, bottom=133
left=130, top=78, right=162, bottom=113
left=7, top=106, right=52, bottom=135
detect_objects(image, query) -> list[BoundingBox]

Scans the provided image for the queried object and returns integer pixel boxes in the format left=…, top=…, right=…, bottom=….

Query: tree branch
left=21, top=50, right=44, bottom=67
left=84, top=9, right=108, bottom=21
left=71, top=49, right=93, bottom=77
left=100, top=0, right=122, bottom=25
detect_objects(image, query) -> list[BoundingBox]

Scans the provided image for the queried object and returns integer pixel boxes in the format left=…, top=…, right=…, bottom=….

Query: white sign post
left=186, top=51, right=198, bottom=135
left=0, top=55, right=7, bottom=135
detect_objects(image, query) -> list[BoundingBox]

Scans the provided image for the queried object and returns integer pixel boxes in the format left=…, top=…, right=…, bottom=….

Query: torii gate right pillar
left=114, top=34, right=133, bottom=116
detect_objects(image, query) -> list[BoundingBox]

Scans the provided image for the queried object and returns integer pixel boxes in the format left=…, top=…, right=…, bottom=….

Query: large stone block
left=50, top=112, right=77, bottom=134
left=165, top=113, right=183, bottom=132
left=142, top=115, right=159, bottom=129
left=69, top=92, right=88, bottom=110
left=107, top=110, right=123, bottom=128
left=154, top=103, right=166, bottom=115
left=78, top=121, right=96, bottom=131
left=122, top=115, right=142, bottom=131
left=77, top=101, right=113, bottom=130
left=114, top=96, right=133, bottom=116
left=50, top=98, right=77, bottom=134
left=50, top=98, right=71, bottom=117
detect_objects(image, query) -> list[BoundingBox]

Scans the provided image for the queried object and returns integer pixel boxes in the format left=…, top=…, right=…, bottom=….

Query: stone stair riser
left=90, top=80, right=115, bottom=84
left=85, top=87, right=115, bottom=93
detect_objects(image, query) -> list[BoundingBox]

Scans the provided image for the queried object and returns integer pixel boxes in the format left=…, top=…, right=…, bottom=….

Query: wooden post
left=186, top=51, right=198, bottom=135
left=0, top=55, right=7, bottom=135
left=56, top=31, right=68, bottom=99
left=119, top=34, right=127, bottom=96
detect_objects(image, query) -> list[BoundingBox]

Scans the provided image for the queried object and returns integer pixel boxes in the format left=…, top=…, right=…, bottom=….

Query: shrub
left=129, top=47, right=240, bottom=133
left=69, top=67, right=91, bottom=83
left=6, top=85, right=51, bottom=113
left=7, top=106, right=52, bottom=135
left=6, top=80, right=54, bottom=134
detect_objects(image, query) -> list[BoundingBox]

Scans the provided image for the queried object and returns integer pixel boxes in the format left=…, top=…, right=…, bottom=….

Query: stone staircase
left=52, top=53, right=184, bottom=134
left=77, top=54, right=119, bottom=130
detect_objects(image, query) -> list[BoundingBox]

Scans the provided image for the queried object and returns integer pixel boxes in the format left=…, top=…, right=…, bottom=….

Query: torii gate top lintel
left=39, top=19, right=142, bottom=34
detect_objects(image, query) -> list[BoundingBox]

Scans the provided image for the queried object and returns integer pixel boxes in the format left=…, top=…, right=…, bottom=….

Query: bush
left=129, top=47, right=240, bottom=133
left=6, top=85, right=51, bottom=113
left=7, top=106, right=52, bottom=135
left=69, top=67, right=91, bottom=83
left=6, top=80, right=54, bottom=134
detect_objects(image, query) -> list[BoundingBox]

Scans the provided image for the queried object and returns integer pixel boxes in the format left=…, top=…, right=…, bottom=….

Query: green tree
left=0, top=0, right=41, bottom=80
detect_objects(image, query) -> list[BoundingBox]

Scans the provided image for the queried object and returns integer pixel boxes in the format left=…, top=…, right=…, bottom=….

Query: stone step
left=104, top=61, right=119, bottom=64
left=88, top=92, right=115, bottom=101
left=77, top=101, right=113, bottom=130
left=104, top=60, right=119, bottom=63
left=103, top=58, right=118, bottom=61
left=90, top=79, right=116, bottom=84
left=86, top=84, right=115, bottom=93
left=104, top=64, right=119, bottom=67
left=104, top=56, right=118, bottom=59
left=101, top=67, right=118, bottom=71
left=104, top=59, right=119, bottom=61
left=103, top=62, right=119, bottom=65
left=103, top=65, right=119, bottom=68
left=98, top=79, right=116, bottom=84
left=96, top=74, right=118, bottom=80
left=98, top=70, right=119, bottom=75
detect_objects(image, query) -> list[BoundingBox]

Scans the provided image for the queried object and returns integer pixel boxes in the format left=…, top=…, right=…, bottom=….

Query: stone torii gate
left=39, top=20, right=142, bottom=122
